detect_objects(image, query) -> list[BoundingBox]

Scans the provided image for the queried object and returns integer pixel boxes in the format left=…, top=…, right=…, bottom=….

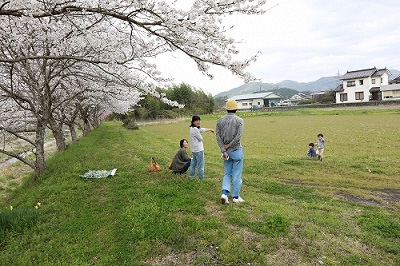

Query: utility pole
left=336, top=71, right=341, bottom=85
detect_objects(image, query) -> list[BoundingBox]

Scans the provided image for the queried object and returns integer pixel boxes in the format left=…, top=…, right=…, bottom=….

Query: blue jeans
left=182, top=161, right=191, bottom=173
left=189, top=150, right=204, bottom=180
left=222, top=147, right=244, bottom=197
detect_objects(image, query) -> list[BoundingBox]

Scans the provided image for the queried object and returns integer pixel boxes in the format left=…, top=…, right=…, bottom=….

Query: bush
left=122, top=118, right=139, bottom=130
left=158, top=109, right=179, bottom=119
left=298, top=99, right=312, bottom=105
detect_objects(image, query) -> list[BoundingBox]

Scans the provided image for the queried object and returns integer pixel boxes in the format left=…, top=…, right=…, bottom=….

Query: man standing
left=216, top=99, right=244, bottom=204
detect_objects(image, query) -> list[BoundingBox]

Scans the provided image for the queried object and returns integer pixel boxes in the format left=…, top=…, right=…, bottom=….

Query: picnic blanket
left=80, top=168, right=117, bottom=179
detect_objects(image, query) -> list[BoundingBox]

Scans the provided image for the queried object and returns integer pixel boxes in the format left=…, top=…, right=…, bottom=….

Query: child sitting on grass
left=307, top=142, right=317, bottom=158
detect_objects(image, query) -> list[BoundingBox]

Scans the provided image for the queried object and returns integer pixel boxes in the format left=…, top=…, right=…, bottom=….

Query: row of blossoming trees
left=0, top=0, right=265, bottom=179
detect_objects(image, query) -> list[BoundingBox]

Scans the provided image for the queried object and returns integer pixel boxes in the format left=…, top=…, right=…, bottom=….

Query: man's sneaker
left=232, top=197, right=245, bottom=203
left=220, top=194, right=229, bottom=204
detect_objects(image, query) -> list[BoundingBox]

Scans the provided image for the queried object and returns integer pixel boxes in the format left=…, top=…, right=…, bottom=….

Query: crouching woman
left=169, top=139, right=191, bottom=174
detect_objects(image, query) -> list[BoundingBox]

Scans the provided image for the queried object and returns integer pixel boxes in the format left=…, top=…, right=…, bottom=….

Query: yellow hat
left=226, top=99, right=238, bottom=111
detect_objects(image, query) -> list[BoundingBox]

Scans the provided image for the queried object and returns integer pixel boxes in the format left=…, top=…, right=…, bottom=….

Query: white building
left=228, top=92, right=282, bottom=110
left=380, top=74, right=400, bottom=100
left=288, top=93, right=309, bottom=105
left=334, top=67, right=391, bottom=103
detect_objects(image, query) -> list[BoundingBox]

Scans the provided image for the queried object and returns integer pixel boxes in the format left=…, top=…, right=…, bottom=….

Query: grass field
left=0, top=108, right=399, bottom=265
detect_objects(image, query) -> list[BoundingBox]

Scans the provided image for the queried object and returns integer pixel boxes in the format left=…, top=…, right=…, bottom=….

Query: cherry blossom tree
left=0, top=0, right=266, bottom=178
left=0, top=97, right=37, bottom=169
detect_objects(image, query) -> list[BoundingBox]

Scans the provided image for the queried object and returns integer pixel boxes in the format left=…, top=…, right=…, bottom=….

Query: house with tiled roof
left=334, top=67, right=391, bottom=103
left=287, top=93, right=309, bottom=105
left=228, top=92, right=281, bottom=110
left=380, top=74, right=400, bottom=100
left=390, top=74, right=400, bottom=84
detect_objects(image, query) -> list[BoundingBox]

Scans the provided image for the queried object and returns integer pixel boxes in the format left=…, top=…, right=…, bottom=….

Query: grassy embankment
left=0, top=108, right=399, bottom=265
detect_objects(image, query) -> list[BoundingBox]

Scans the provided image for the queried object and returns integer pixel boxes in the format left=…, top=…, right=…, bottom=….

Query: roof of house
left=310, top=91, right=327, bottom=95
left=333, top=84, right=344, bottom=92
left=373, top=68, right=390, bottom=77
left=369, top=87, right=380, bottom=92
left=389, top=74, right=400, bottom=84
left=381, top=84, right=400, bottom=91
left=229, top=92, right=280, bottom=101
left=289, top=93, right=308, bottom=101
left=341, top=67, right=390, bottom=80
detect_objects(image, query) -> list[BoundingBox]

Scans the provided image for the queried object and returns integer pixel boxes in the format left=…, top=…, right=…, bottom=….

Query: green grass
left=0, top=205, right=39, bottom=240
left=0, top=108, right=399, bottom=265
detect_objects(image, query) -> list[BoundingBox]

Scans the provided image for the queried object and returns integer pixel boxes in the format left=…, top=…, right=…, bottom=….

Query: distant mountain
left=213, top=69, right=400, bottom=99
left=213, top=76, right=340, bottom=99
left=390, top=69, right=400, bottom=78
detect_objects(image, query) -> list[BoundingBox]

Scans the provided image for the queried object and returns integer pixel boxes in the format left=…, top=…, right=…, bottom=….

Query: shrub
left=298, top=99, right=312, bottom=105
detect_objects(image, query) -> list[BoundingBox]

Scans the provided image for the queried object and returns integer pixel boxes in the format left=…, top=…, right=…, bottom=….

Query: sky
left=156, top=0, right=400, bottom=96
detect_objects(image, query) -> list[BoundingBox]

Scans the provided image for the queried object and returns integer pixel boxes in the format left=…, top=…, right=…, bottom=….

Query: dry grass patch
left=0, top=164, right=31, bottom=199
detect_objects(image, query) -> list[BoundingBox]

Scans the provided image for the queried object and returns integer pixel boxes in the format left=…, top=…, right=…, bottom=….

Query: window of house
left=340, top=93, right=348, bottom=102
left=242, top=102, right=248, bottom=106
left=372, top=79, right=376, bottom=84
left=355, top=92, right=364, bottom=100
left=384, top=91, right=393, bottom=98
left=347, top=80, right=355, bottom=87
left=359, top=80, right=363, bottom=85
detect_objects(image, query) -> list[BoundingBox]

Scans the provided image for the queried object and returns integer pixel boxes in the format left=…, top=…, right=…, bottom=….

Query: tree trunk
left=48, top=116, right=66, bottom=151
left=83, top=117, right=91, bottom=136
left=68, top=123, right=79, bottom=142
left=89, top=107, right=100, bottom=129
left=34, top=118, right=47, bottom=180
left=90, top=114, right=99, bottom=129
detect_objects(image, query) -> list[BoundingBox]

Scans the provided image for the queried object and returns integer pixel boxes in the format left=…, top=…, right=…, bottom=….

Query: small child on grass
left=307, top=142, right=317, bottom=158
left=316, top=133, right=325, bottom=161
